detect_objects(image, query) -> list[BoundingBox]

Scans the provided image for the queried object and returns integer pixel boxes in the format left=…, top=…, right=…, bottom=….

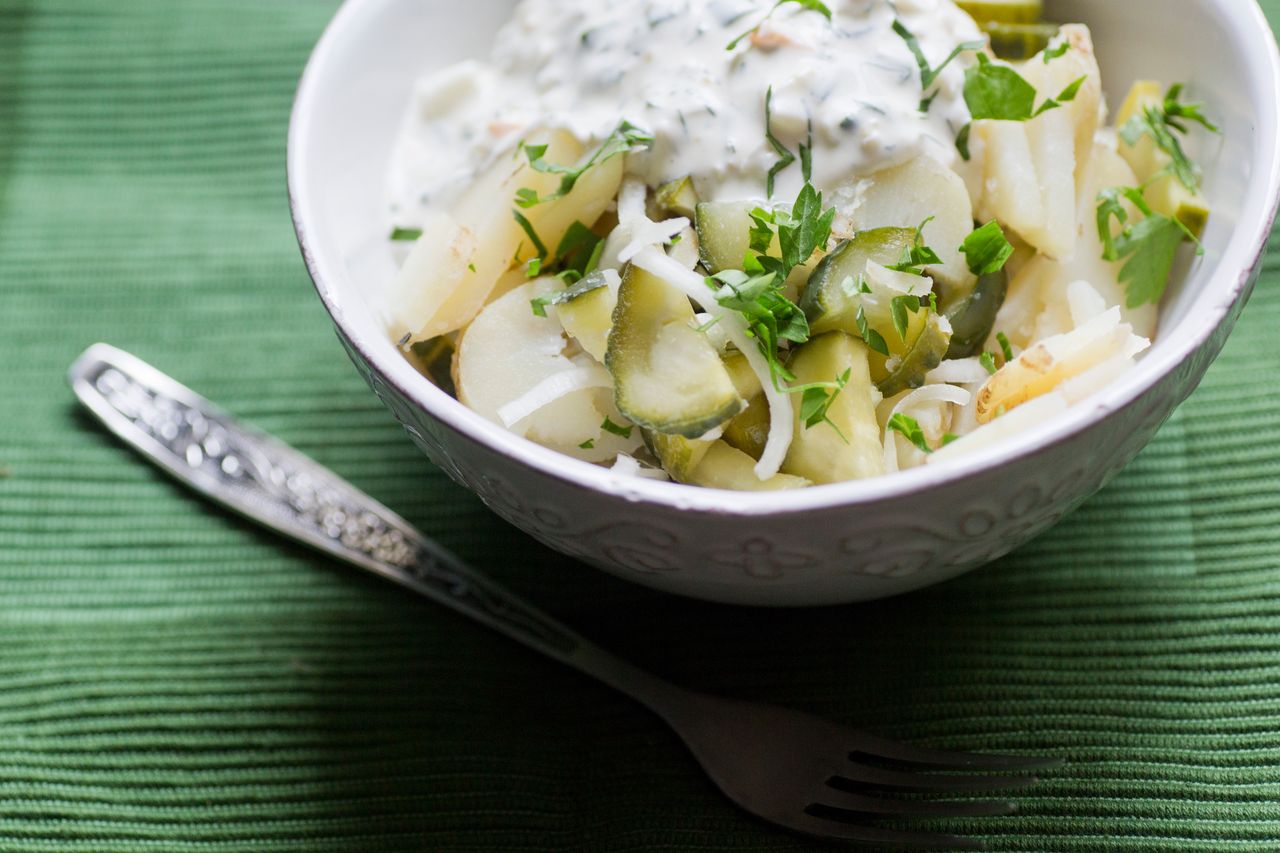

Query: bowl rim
left=287, top=0, right=1280, bottom=519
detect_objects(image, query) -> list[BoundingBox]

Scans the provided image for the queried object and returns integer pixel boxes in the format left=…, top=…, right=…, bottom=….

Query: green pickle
left=781, top=332, right=885, bottom=484
left=606, top=265, right=744, bottom=438
left=800, top=228, right=952, bottom=395
left=982, top=22, right=1059, bottom=60
left=956, top=0, right=1043, bottom=25
left=944, top=270, right=1009, bottom=360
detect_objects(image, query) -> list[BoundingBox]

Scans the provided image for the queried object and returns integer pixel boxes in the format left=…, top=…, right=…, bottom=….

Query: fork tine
left=789, top=813, right=986, bottom=850
left=852, top=734, right=1064, bottom=771
left=838, top=761, right=1043, bottom=792
left=815, top=788, right=1018, bottom=818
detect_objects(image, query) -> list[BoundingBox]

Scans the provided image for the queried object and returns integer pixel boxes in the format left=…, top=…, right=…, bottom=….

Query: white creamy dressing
left=388, top=0, right=982, bottom=221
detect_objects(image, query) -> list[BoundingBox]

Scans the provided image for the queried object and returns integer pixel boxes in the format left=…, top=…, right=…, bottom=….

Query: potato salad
left=384, top=0, right=1218, bottom=490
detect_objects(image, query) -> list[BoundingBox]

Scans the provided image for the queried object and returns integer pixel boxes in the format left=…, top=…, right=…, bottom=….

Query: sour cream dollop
left=388, top=0, right=981, bottom=219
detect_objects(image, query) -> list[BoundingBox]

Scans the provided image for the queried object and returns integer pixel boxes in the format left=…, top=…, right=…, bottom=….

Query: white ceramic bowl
left=288, top=0, right=1280, bottom=606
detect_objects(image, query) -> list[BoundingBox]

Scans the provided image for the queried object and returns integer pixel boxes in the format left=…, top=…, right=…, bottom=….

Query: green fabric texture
left=2, top=1, right=1280, bottom=850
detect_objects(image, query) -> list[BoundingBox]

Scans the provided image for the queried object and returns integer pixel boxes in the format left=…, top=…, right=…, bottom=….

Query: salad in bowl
left=381, top=0, right=1218, bottom=491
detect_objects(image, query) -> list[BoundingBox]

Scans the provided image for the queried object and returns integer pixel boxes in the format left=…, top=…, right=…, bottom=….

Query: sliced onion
left=497, top=364, right=613, bottom=429
left=927, top=358, right=992, bottom=385
left=883, top=385, right=972, bottom=474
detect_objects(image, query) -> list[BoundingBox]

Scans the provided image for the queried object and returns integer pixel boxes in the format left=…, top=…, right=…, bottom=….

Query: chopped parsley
left=856, top=305, right=890, bottom=357
left=980, top=351, right=998, bottom=375
left=997, top=332, right=1014, bottom=363
left=1119, top=83, right=1220, bottom=191
left=893, top=20, right=984, bottom=111
left=1097, top=186, right=1202, bottom=307
left=389, top=226, right=423, bottom=242
left=888, top=220, right=944, bottom=276
left=512, top=210, right=548, bottom=260
left=763, top=87, right=797, bottom=198
left=960, top=221, right=1015, bottom=276
left=798, top=368, right=852, bottom=441
left=890, top=295, right=918, bottom=342
left=579, top=439, right=595, bottom=450
left=530, top=270, right=610, bottom=318
left=956, top=54, right=1086, bottom=159
left=887, top=413, right=933, bottom=454
left=1042, top=42, right=1070, bottom=63
left=515, top=121, right=654, bottom=208
left=708, top=263, right=809, bottom=387
left=727, top=0, right=832, bottom=52
left=601, top=417, right=634, bottom=439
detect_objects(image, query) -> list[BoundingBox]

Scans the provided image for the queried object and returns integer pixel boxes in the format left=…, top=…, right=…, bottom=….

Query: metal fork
left=69, top=344, right=1059, bottom=850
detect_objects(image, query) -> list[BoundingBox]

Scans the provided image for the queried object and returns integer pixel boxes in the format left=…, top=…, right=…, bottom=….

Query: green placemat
left=3, top=2, right=1280, bottom=850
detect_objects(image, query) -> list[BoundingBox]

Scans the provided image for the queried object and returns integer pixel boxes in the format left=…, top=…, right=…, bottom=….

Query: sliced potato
left=385, top=210, right=477, bottom=344
left=689, top=442, right=811, bottom=491
left=975, top=121, right=1045, bottom=243
left=998, top=140, right=1157, bottom=347
left=842, top=154, right=976, bottom=297
left=975, top=307, right=1147, bottom=422
left=977, top=26, right=1102, bottom=259
left=456, top=279, right=633, bottom=460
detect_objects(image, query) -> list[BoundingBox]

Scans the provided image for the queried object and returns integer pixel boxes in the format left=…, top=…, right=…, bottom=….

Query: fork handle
left=68, top=344, right=686, bottom=712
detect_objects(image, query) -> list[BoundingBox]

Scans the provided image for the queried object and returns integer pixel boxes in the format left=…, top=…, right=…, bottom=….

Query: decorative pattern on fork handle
left=71, top=347, right=580, bottom=659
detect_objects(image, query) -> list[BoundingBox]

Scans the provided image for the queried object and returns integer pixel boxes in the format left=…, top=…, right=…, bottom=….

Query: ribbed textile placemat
left=3, top=2, right=1280, bottom=850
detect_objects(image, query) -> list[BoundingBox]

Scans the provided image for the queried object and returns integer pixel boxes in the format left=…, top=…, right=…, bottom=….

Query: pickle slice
left=722, top=395, right=770, bottom=461
left=878, top=312, right=952, bottom=398
left=956, top=0, right=1043, bottom=25
left=655, top=176, right=700, bottom=220
left=945, top=270, right=1009, bottom=359
left=1116, top=81, right=1212, bottom=238
left=606, top=265, right=745, bottom=438
left=644, top=431, right=714, bottom=484
left=982, top=21, right=1059, bottom=60
left=781, top=332, right=885, bottom=484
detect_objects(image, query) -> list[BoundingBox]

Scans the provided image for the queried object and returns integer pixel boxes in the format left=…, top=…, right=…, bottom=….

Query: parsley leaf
left=964, top=54, right=1037, bottom=120
left=856, top=305, right=890, bottom=357
left=727, top=0, right=832, bottom=51
left=1096, top=186, right=1202, bottom=307
left=980, top=351, right=998, bottom=375
left=515, top=121, right=654, bottom=208
left=960, top=221, right=1015, bottom=276
left=709, top=266, right=808, bottom=387
left=890, top=295, right=919, bottom=342
left=512, top=210, right=548, bottom=261
left=958, top=57, right=1085, bottom=158
left=893, top=20, right=984, bottom=110
left=390, top=226, right=423, bottom=242
left=530, top=270, right=611, bottom=317
left=997, top=331, right=1014, bottom=363
left=1043, top=42, right=1070, bottom=63
left=1119, top=83, right=1219, bottom=191
left=601, top=417, right=634, bottom=439
left=887, top=413, right=933, bottom=454
left=799, top=368, right=852, bottom=441
left=579, top=439, right=595, bottom=450
left=887, top=218, right=942, bottom=276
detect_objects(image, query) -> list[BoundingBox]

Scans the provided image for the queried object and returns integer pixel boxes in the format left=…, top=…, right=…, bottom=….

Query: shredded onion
left=497, top=364, right=613, bottom=429
left=926, top=358, right=992, bottom=385
left=882, top=385, right=971, bottom=474
left=631, top=246, right=794, bottom=481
